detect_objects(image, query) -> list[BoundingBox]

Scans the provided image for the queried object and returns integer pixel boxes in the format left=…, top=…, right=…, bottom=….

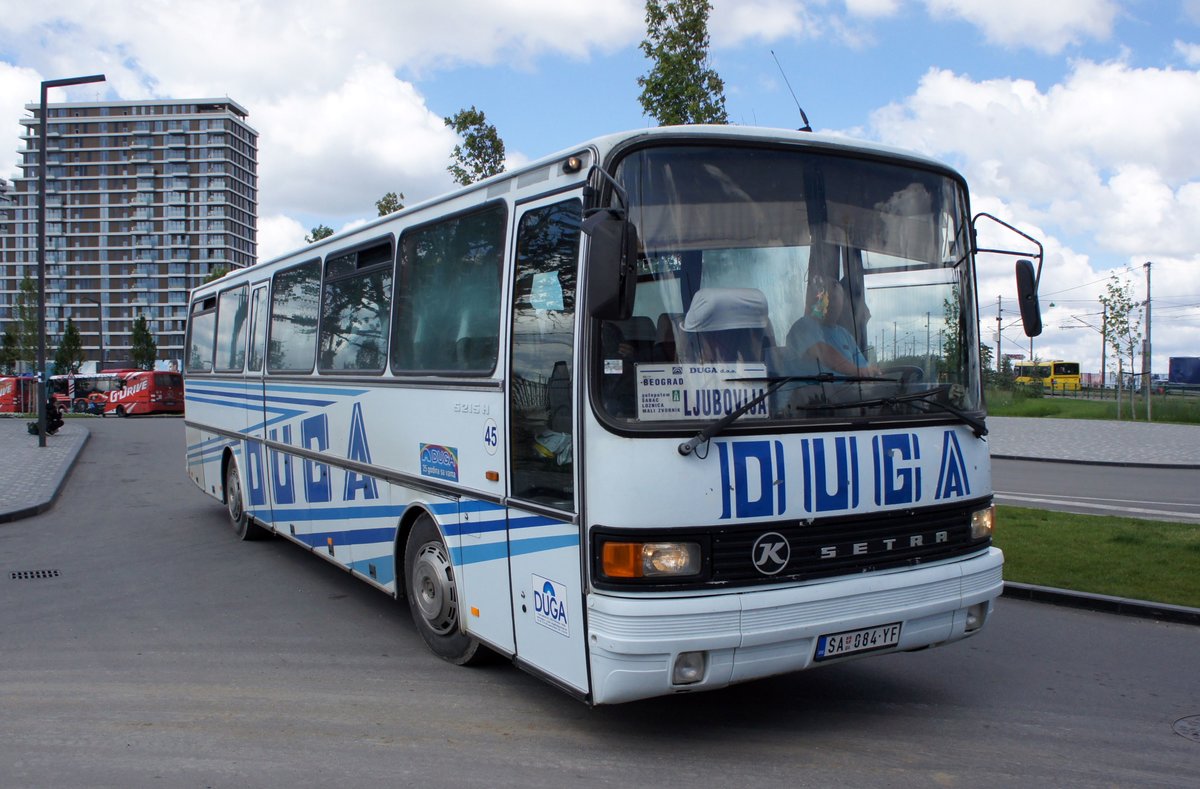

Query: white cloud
left=257, top=215, right=308, bottom=264
left=1176, top=40, right=1200, bottom=66
left=868, top=60, right=1200, bottom=372
left=710, top=1, right=817, bottom=47
left=923, top=0, right=1119, bottom=53
left=844, top=0, right=901, bottom=18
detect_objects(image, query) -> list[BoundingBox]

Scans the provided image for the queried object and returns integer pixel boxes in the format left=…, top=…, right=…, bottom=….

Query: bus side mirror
left=582, top=210, right=638, bottom=321
left=1015, top=258, right=1042, bottom=337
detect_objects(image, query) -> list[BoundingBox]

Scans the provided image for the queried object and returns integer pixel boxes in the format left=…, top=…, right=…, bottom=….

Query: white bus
left=185, top=125, right=1041, bottom=704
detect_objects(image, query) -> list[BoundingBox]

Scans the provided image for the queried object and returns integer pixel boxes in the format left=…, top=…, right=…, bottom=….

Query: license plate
left=815, top=622, right=902, bottom=660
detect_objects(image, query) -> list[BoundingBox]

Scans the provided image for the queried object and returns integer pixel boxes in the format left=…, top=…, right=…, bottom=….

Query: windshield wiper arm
left=797, top=385, right=988, bottom=439
left=677, top=373, right=891, bottom=457
left=906, top=392, right=988, bottom=439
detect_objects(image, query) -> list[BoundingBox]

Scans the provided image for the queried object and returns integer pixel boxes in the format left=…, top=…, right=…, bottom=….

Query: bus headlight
left=970, top=505, right=995, bottom=540
left=600, top=541, right=701, bottom=579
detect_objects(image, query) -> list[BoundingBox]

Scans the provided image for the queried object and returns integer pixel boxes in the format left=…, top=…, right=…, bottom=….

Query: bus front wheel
left=225, top=457, right=267, bottom=541
left=404, top=515, right=486, bottom=666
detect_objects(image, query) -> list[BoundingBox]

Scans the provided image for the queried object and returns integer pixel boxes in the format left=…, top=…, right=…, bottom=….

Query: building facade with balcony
left=1, top=98, right=257, bottom=369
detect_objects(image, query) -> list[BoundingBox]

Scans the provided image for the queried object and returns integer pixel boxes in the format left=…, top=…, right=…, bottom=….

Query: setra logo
left=751, top=531, right=790, bottom=575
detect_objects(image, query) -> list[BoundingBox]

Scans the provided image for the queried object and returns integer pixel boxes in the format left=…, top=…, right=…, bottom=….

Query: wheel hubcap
left=227, top=467, right=243, bottom=523
left=411, top=542, right=457, bottom=635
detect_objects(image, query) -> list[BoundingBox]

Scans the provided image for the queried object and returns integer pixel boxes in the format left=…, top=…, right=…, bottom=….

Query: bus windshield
left=594, top=144, right=979, bottom=426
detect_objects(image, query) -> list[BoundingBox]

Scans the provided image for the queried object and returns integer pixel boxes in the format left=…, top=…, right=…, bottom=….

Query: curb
left=0, top=430, right=90, bottom=524
left=991, top=453, right=1200, bottom=470
left=1003, top=581, right=1200, bottom=626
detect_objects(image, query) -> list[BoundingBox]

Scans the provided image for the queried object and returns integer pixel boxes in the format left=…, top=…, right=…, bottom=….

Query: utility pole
left=1100, top=302, right=1107, bottom=389
left=1144, top=261, right=1152, bottom=421
left=996, top=296, right=1002, bottom=374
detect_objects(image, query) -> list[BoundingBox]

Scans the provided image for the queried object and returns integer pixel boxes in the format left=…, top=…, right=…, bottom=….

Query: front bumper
left=586, top=547, right=1003, bottom=704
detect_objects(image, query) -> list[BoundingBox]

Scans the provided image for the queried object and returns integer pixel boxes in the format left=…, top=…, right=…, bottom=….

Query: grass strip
left=994, top=505, right=1200, bottom=608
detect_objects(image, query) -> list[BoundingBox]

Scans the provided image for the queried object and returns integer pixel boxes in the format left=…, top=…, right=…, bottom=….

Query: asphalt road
left=1, top=418, right=1198, bottom=788
left=993, top=458, right=1200, bottom=522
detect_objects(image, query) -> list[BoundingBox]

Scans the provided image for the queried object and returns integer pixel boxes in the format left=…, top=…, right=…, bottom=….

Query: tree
left=203, top=266, right=229, bottom=284
left=130, top=315, right=158, bottom=370
left=13, top=274, right=39, bottom=370
left=377, top=191, right=405, bottom=216
left=0, top=326, right=19, bottom=374
left=444, top=106, right=506, bottom=186
left=1098, top=274, right=1142, bottom=418
left=53, top=318, right=85, bottom=374
left=306, top=224, right=334, bottom=244
left=637, top=0, right=728, bottom=125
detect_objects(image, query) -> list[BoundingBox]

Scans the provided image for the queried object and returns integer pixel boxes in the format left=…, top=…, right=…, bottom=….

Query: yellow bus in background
left=1014, top=360, right=1081, bottom=392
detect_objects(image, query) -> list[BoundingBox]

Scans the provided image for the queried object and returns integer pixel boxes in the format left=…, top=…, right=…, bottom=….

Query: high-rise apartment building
left=1, top=98, right=257, bottom=369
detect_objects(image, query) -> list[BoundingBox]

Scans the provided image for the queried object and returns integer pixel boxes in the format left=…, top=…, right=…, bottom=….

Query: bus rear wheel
left=225, top=457, right=268, bottom=541
left=404, top=515, right=486, bottom=666
left=115, top=405, right=127, bottom=418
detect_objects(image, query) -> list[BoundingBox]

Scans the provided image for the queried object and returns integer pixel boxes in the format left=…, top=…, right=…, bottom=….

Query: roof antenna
left=771, top=50, right=812, bottom=132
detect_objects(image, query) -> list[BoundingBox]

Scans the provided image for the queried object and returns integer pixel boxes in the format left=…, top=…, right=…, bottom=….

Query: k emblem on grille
left=751, top=532, right=790, bottom=575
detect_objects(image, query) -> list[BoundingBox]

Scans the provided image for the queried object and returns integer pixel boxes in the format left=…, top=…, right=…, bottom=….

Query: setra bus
left=1013, top=360, right=1080, bottom=392
left=184, top=125, right=1043, bottom=704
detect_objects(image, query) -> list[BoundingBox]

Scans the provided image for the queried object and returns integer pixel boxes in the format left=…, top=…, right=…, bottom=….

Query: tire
left=115, top=405, right=127, bottom=418
left=225, top=457, right=268, bottom=541
left=72, top=399, right=87, bottom=413
left=404, top=515, right=486, bottom=665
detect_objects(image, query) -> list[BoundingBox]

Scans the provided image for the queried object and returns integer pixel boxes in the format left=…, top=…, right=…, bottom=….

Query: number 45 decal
left=483, top=418, right=498, bottom=456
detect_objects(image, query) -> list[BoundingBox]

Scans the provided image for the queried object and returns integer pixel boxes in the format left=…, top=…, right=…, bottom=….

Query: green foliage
left=444, top=106, right=506, bottom=186
left=637, top=0, right=728, bottom=125
left=0, top=327, right=18, bottom=373
left=995, top=505, right=1200, bottom=607
left=13, top=274, right=39, bottom=368
left=377, top=191, right=405, bottom=216
left=203, top=266, right=230, bottom=284
left=53, top=318, right=85, bottom=374
left=1098, top=274, right=1142, bottom=407
left=985, top=386, right=1200, bottom=424
left=130, top=315, right=157, bottom=370
left=306, top=224, right=334, bottom=244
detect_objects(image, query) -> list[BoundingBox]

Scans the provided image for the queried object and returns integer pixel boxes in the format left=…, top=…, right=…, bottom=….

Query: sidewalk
left=987, top=415, right=1200, bottom=468
left=0, top=417, right=90, bottom=523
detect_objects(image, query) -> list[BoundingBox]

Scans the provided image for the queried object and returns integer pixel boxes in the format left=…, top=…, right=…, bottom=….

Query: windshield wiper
left=676, top=373, right=893, bottom=456
left=797, top=385, right=988, bottom=439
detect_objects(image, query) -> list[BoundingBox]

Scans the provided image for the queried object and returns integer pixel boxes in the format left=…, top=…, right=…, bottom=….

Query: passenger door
left=505, top=196, right=588, bottom=693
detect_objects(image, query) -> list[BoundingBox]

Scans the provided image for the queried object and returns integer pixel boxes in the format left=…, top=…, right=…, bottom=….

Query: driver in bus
left=785, top=275, right=880, bottom=377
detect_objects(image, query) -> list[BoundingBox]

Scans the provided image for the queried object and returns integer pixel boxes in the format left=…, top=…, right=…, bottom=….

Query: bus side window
left=247, top=287, right=267, bottom=372
left=392, top=204, right=505, bottom=374
left=186, top=296, right=217, bottom=373
left=319, top=240, right=392, bottom=373
left=267, top=260, right=320, bottom=373
left=215, top=284, right=249, bottom=372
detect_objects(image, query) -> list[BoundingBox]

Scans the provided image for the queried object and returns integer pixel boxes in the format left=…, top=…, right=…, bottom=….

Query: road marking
left=995, top=493, right=1200, bottom=522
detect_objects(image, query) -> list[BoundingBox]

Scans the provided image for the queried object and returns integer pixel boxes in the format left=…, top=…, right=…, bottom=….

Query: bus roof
left=198, top=125, right=967, bottom=293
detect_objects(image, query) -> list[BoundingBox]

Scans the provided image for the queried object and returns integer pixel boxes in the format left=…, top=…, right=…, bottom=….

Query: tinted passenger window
left=186, top=296, right=217, bottom=373
left=268, top=260, right=320, bottom=372
left=215, top=285, right=249, bottom=372
left=248, top=287, right=267, bottom=372
left=391, top=204, right=505, bottom=373
left=319, top=240, right=392, bottom=372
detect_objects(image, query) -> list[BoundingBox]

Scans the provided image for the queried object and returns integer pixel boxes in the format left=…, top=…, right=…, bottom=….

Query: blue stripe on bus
left=511, top=533, right=579, bottom=556
left=265, top=504, right=407, bottom=522
left=450, top=533, right=580, bottom=566
left=297, top=526, right=398, bottom=548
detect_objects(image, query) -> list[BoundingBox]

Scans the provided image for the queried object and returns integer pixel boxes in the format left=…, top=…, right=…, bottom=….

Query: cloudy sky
left=2, top=0, right=1198, bottom=375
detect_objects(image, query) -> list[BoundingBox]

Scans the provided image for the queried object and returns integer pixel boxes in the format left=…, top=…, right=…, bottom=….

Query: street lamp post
left=36, top=73, right=105, bottom=447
